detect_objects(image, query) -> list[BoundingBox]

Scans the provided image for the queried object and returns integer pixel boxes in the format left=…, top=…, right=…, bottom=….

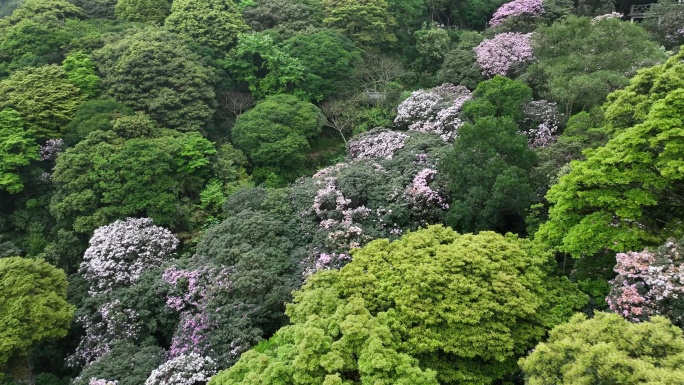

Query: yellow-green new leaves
left=0, top=65, right=85, bottom=139
left=0, top=108, right=38, bottom=193
left=165, top=0, right=248, bottom=51
left=212, top=226, right=586, bottom=385
left=537, top=51, right=684, bottom=258
left=519, top=312, right=684, bottom=384
left=323, top=0, right=397, bottom=47
left=0, top=257, right=74, bottom=366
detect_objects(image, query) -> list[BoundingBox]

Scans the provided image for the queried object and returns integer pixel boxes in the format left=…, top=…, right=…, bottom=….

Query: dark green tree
left=323, top=0, right=398, bottom=47
left=281, top=29, right=360, bottom=101
left=63, top=99, right=133, bottom=146
left=231, top=94, right=325, bottom=185
left=114, top=0, right=170, bottom=23
left=165, top=0, right=249, bottom=51
left=51, top=128, right=216, bottom=233
left=222, top=32, right=305, bottom=99
left=441, top=116, right=536, bottom=234
left=93, top=28, right=216, bottom=131
left=242, top=0, right=325, bottom=38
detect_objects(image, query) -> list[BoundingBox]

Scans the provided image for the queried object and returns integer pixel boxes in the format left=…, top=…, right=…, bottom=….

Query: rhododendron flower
left=474, top=33, right=534, bottom=77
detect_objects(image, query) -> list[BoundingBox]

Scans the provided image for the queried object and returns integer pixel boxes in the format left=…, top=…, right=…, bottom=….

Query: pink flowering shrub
left=489, top=0, right=545, bottom=26
left=474, top=33, right=534, bottom=77
left=89, top=379, right=117, bottom=385
left=606, top=238, right=684, bottom=326
left=522, top=100, right=562, bottom=147
left=145, top=353, right=216, bottom=385
left=79, top=218, right=179, bottom=296
left=395, top=84, right=472, bottom=142
left=162, top=264, right=235, bottom=359
left=68, top=300, right=142, bottom=367
left=293, top=131, right=451, bottom=274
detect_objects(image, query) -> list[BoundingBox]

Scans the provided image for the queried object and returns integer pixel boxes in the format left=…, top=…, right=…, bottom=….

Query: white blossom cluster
left=522, top=100, right=562, bottom=147
left=80, top=218, right=179, bottom=295
left=395, top=84, right=472, bottom=142
left=591, top=12, right=623, bottom=23
left=68, top=300, right=141, bottom=367
left=89, top=379, right=118, bottom=385
left=347, top=129, right=409, bottom=160
left=40, top=138, right=65, bottom=161
left=145, top=353, right=216, bottom=385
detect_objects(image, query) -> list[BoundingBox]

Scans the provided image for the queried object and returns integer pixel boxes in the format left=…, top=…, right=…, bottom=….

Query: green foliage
left=51, top=129, right=216, bottom=233
left=62, top=51, right=99, bottom=97
left=68, top=0, right=118, bottom=19
left=323, top=0, right=397, bottom=47
left=282, top=29, right=360, bottom=101
left=232, top=94, right=325, bottom=185
left=72, top=341, right=164, bottom=385
left=195, top=201, right=306, bottom=365
left=0, top=257, right=74, bottom=366
left=212, top=226, right=586, bottom=384
left=0, top=19, right=74, bottom=77
left=0, top=109, right=38, bottom=194
left=165, top=0, right=248, bottom=51
left=0, top=64, right=85, bottom=139
left=437, top=31, right=484, bottom=89
left=242, top=0, right=325, bottom=38
left=537, top=73, right=684, bottom=258
left=525, top=16, right=667, bottom=115
left=94, top=28, right=216, bottom=131
left=413, top=24, right=451, bottom=74
left=63, top=98, right=133, bottom=146
left=519, top=312, right=684, bottom=384
left=0, top=0, right=83, bottom=27
left=462, top=75, right=533, bottom=122
left=442, top=116, right=536, bottom=234
left=114, top=0, right=169, bottom=23
left=222, top=32, right=305, bottom=99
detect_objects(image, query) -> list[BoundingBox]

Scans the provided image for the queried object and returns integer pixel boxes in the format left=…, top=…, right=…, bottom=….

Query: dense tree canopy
left=94, top=28, right=216, bottom=131
left=0, top=108, right=38, bottom=193
left=210, top=226, right=586, bottom=385
left=537, top=49, right=684, bottom=258
left=0, top=257, right=74, bottom=367
left=165, top=0, right=248, bottom=51
left=519, top=312, right=684, bottom=384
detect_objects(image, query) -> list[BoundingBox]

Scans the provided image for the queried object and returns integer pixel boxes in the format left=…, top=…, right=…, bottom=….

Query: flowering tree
left=145, top=353, right=216, bottom=385
left=39, top=138, right=64, bottom=160
left=521, top=100, right=562, bottom=147
left=79, top=218, right=179, bottom=296
left=292, top=130, right=451, bottom=274
left=394, top=84, right=472, bottom=142
left=606, top=238, right=684, bottom=326
left=346, top=129, right=408, bottom=159
left=68, top=299, right=142, bottom=367
left=489, top=0, right=544, bottom=26
left=474, top=33, right=534, bottom=77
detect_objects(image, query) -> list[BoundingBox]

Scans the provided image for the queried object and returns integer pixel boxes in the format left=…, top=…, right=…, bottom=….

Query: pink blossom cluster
left=347, top=129, right=409, bottom=160
left=145, top=353, right=216, bottom=385
left=489, top=0, right=544, bottom=26
left=474, top=33, right=534, bottom=77
left=591, top=12, right=623, bottom=23
left=606, top=240, right=684, bottom=324
left=80, top=218, right=179, bottom=296
left=395, top=84, right=472, bottom=142
left=162, top=265, right=234, bottom=358
left=405, top=168, right=449, bottom=210
left=40, top=138, right=65, bottom=161
left=68, top=300, right=141, bottom=367
left=522, top=100, right=561, bottom=147
left=304, top=252, right=352, bottom=276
